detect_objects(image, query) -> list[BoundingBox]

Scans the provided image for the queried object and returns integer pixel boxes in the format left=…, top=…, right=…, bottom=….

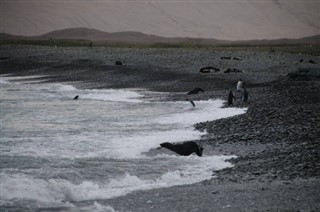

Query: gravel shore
left=1, top=45, right=319, bottom=211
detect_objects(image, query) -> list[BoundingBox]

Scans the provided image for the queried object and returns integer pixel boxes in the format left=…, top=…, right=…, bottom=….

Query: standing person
left=228, top=90, right=236, bottom=105
left=236, top=79, right=243, bottom=92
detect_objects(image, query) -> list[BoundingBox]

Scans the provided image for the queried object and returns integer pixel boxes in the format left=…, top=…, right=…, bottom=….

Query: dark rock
left=224, top=68, right=243, bottom=73
left=115, top=61, right=123, bottom=65
left=309, top=59, right=316, bottom=64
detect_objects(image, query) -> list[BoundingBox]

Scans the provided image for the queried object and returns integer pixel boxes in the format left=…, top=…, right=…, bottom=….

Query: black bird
left=188, top=87, right=204, bottom=95
left=186, top=99, right=195, bottom=107
left=227, top=90, right=236, bottom=105
left=160, top=141, right=203, bottom=157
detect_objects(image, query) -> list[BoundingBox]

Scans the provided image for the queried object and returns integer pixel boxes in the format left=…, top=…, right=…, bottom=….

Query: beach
left=0, top=45, right=319, bottom=211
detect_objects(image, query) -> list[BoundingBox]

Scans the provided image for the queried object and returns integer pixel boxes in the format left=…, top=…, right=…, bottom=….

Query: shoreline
left=1, top=45, right=319, bottom=211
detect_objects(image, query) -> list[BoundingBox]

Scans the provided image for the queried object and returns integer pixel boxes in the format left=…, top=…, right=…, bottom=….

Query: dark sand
left=1, top=45, right=320, bottom=211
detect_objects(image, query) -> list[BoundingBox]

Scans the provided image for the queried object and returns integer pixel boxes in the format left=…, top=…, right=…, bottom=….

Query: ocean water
left=0, top=75, right=246, bottom=211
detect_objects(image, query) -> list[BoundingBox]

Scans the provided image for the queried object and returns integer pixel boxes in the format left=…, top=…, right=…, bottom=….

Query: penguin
left=236, top=79, right=243, bottom=92
left=241, top=87, right=250, bottom=102
left=228, top=90, right=236, bottom=105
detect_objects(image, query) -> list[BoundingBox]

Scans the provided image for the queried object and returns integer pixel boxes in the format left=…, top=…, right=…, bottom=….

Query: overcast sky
left=1, top=0, right=319, bottom=40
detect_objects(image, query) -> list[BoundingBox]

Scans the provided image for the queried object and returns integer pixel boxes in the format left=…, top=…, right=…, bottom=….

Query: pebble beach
left=1, top=45, right=320, bottom=211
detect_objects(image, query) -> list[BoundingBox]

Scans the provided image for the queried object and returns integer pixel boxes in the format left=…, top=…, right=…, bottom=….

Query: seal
left=160, top=141, right=203, bottom=157
left=188, top=87, right=204, bottom=95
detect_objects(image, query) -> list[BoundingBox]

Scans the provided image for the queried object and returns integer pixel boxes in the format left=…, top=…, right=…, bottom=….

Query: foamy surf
left=1, top=155, right=233, bottom=202
left=0, top=75, right=246, bottom=211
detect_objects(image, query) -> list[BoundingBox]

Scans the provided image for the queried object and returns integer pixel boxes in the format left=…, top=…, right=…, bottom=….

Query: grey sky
left=1, top=0, right=319, bottom=40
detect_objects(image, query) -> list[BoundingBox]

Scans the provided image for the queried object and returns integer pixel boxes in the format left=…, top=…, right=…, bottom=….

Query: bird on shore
left=228, top=90, right=236, bottom=105
left=241, top=87, right=250, bottom=102
left=236, top=79, right=243, bottom=92
left=186, top=99, right=195, bottom=107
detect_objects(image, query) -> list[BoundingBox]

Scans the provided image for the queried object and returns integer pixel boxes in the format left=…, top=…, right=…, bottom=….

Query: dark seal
left=160, top=141, right=203, bottom=157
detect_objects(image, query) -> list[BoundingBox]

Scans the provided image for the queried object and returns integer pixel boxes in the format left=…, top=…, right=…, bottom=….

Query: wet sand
left=1, top=45, right=319, bottom=211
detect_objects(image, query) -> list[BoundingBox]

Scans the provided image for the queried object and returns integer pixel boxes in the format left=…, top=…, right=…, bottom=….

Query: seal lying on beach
left=188, top=87, right=204, bottom=95
left=160, top=141, right=203, bottom=157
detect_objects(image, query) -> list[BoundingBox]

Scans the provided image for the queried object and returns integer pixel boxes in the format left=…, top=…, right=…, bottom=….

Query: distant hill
left=39, top=28, right=171, bottom=43
left=1, top=27, right=319, bottom=45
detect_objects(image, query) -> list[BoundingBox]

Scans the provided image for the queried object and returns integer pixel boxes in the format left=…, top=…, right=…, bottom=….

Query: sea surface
left=0, top=75, right=246, bottom=211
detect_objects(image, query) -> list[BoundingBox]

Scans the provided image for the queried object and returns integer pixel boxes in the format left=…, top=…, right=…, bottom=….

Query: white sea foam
left=0, top=75, right=48, bottom=84
left=0, top=155, right=233, bottom=203
left=72, top=202, right=116, bottom=212
left=1, top=98, right=244, bottom=159
left=80, top=89, right=143, bottom=103
left=155, top=99, right=246, bottom=126
left=0, top=77, right=247, bottom=208
left=0, top=78, right=9, bottom=84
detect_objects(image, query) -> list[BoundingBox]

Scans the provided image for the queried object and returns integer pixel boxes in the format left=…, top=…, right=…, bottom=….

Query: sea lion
left=186, top=99, right=195, bottom=107
left=188, top=87, right=204, bottom=95
left=160, top=141, right=203, bottom=157
left=74, top=95, right=79, bottom=100
left=228, top=90, right=236, bottom=105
